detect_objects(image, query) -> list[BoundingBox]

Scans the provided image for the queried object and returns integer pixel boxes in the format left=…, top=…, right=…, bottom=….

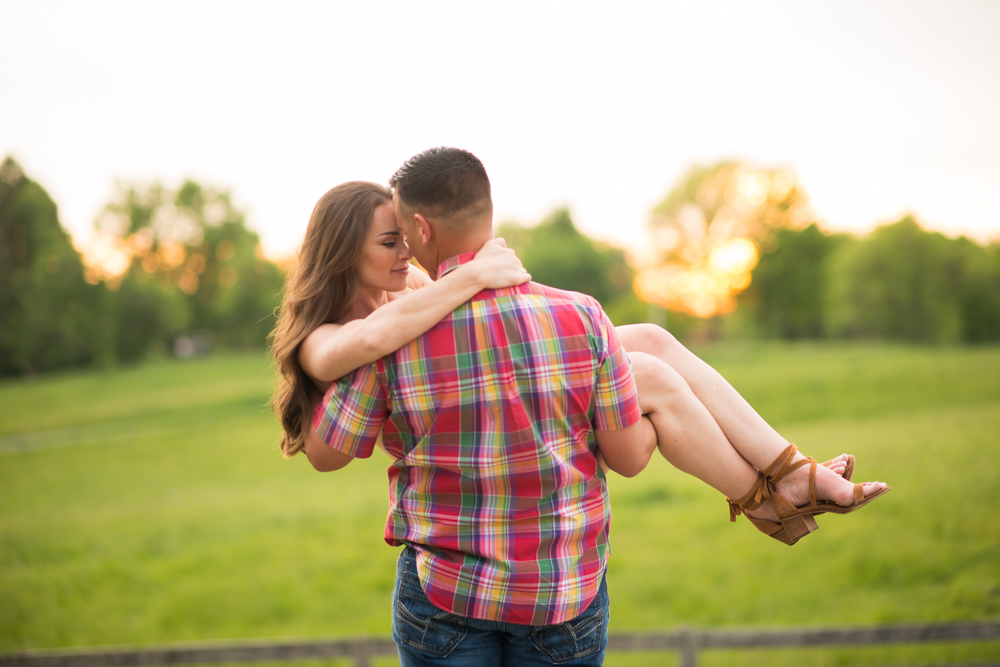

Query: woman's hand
left=468, top=238, right=531, bottom=289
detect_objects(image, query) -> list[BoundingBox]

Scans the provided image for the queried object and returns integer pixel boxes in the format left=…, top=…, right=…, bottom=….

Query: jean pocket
left=529, top=587, right=608, bottom=664
left=394, top=567, right=468, bottom=658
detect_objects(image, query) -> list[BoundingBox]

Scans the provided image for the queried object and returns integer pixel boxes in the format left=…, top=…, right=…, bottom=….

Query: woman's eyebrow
left=377, top=230, right=401, bottom=237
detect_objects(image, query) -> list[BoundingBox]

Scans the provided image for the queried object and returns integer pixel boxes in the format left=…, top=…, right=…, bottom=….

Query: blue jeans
left=391, top=547, right=610, bottom=666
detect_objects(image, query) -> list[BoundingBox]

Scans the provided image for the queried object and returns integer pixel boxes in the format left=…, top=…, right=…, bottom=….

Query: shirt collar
left=437, top=252, right=478, bottom=278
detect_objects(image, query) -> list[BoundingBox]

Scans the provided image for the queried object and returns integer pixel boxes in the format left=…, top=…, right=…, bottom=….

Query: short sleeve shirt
left=314, top=253, right=641, bottom=626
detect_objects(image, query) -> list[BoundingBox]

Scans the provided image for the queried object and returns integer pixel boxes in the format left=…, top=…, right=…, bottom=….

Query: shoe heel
left=779, top=513, right=818, bottom=543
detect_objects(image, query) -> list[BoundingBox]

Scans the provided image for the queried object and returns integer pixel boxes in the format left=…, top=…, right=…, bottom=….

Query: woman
left=272, top=181, right=888, bottom=546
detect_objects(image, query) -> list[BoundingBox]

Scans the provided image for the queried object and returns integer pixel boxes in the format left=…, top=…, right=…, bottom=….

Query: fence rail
left=2, top=621, right=997, bottom=667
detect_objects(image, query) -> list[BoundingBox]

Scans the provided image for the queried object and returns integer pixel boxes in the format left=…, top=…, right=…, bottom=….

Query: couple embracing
left=271, top=147, right=889, bottom=666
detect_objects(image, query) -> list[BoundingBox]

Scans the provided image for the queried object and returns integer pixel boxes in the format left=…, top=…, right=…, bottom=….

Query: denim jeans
left=391, top=547, right=610, bottom=666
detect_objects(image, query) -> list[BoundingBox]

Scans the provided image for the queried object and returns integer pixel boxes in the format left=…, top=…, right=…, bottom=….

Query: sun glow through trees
left=635, top=163, right=815, bottom=318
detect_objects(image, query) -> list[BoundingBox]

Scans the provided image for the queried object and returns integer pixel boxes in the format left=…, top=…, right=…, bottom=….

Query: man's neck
left=428, top=231, right=494, bottom=278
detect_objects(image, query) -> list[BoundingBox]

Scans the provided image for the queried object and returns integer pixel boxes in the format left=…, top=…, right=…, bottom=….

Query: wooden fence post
left=678, top=627, right=698, bottom=667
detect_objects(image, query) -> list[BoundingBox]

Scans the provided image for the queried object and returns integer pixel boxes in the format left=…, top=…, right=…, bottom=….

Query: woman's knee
left=618, top=323, right=680, bottom=357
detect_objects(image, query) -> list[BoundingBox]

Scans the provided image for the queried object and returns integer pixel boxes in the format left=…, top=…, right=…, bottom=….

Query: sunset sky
left=2, top=1, right=998, bottom=260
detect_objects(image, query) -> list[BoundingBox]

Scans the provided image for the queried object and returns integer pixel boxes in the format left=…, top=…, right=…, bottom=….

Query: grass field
left=1, top=344, right=999, bottom=665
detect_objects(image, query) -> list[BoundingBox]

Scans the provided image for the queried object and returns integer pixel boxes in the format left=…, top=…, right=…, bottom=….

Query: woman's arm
left=299, top=238, right=530, bottom=383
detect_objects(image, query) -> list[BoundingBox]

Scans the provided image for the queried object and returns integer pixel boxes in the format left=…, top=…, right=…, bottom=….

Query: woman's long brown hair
left=270, top=181, right=392, bottom=457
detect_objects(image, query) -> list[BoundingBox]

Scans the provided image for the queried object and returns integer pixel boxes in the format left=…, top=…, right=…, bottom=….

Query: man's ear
left=413, top=213, right=432, bottom=246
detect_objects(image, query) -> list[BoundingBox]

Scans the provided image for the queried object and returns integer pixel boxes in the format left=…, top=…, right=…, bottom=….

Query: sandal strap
left=727, top=471, right=771, bottom=521
left=763, top=444, right=809, bottom=482
left=808, top=457, right=818, bottom=508
left=764, top=443, right=820, bottom=511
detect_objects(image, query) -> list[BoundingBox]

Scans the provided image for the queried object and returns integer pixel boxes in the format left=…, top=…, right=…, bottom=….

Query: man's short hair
left=389, top=147, right=491, bottom=218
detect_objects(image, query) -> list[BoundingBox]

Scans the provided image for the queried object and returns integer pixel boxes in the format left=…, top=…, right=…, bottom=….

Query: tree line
left=634, top=162, right=1000, bottom=344
left=499, top=211, right=1000, bottom=345
left=0, top=157, right=284, bottom=375
left=742, top=218, right=1000, bottom=343
left=2, top=157, right=998, bottom=377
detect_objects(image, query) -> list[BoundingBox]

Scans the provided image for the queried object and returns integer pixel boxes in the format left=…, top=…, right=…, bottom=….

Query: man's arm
left=595, top=416, right=657, bottom=478
left=589, top=304, right=648, bottom=476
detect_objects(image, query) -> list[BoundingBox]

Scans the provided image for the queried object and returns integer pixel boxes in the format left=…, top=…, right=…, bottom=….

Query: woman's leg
left=628, top=351, right=761, bottom=499
left=619, top=324, right=788, bottom=468
left=622, top=325, right=885, bottom=510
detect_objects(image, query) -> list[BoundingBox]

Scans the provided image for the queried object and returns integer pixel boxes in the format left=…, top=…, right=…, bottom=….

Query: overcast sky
left=2, top=0, right=998, bottom=259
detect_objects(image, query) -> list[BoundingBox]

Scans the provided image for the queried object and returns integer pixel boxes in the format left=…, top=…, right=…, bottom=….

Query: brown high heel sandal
left=728, top=449, right=864, bottom=546
left=766, top=443, right=891, bottom=533
left=728, top=471, right=812, bottom=545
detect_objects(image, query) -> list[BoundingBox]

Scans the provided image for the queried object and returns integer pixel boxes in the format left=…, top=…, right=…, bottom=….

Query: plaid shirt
left=314, top=253, right=641, bottom=626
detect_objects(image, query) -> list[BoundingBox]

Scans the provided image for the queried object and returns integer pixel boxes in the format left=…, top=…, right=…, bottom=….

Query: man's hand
left=594, top=417, right=657, bottom=478
left=471, top=238, right=531, bottom=289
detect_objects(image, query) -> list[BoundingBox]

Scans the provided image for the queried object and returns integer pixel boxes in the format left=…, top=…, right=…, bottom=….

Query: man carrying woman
left=272, top=147, right=889, bottom=666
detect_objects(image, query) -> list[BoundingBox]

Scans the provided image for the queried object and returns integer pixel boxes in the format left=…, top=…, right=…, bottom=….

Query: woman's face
left=355, top=202, right=412, bottom=292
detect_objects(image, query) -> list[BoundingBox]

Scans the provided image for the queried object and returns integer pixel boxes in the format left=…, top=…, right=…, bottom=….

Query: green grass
left=1, top=344, right=998, bottom=665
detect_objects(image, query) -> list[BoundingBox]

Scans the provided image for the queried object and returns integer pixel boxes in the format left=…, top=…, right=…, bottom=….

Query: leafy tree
left=0, top=157, right=108, bottom=375
left=96, top=179, right=285, bottom=349
left=107, top=275, right=190, bottom=362
left=741, top=224, right=847, bottom=338
left=944, top=237, right=1000, bottom=343
left=638, top=161, right=815, bottom=319
left=0, top=162, right=288, bottom=377
left=496, top=208, right=642, bottom=324
left=826, top=217, right=965, bottom=343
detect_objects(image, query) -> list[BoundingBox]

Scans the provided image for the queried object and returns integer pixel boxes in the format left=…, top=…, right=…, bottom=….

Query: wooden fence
left=1, top=621, right=997, bottom=667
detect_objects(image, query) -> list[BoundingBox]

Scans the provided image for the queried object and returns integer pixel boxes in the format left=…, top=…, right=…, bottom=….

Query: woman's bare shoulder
left=406, top=264, right=433, bottom=289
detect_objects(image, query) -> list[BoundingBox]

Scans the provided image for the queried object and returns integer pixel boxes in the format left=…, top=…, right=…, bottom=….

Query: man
left=311, top=147, right=656, bottom=666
